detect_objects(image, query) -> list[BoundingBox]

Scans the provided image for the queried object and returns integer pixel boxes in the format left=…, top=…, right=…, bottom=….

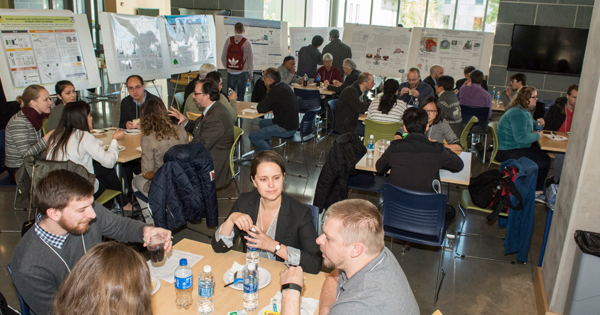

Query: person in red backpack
left=221, top=22, right=254, bottom=102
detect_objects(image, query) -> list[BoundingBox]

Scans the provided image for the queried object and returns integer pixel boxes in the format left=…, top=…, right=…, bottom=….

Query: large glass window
left=426, top=0, right=455, bottom=29
left=283, top=0, right=306, bottom=27
left=398, top=0, right=427, bottom=28
left=333, top=0, right=345, bottom=27
left=371, top=0, right=398, bottom=26
left=484, top=0, right=499, bottom=33
left=345, top=0, right=371, bottom=24
left=306, top=0, right=331, bottom=27
left=454, top=0, right=485, bottom=31
left=264, top=0, right=283, bottom=20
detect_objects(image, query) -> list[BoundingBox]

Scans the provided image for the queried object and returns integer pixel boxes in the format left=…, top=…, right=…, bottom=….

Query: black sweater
left=118, top=91, right=163, bottom=129
left=257, top=82, right=299, bottom=131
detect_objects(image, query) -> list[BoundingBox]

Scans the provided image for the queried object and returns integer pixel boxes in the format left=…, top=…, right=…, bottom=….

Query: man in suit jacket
left=423, top=65, right=443, bottom=93
left=119, top=74, right=164, bottom=129
left=168, top=79, right=234, bottom=188
left=324, top=58, right=361, bottom=95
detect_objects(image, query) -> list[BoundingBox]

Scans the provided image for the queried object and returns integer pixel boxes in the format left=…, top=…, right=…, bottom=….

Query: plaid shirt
left=34, top=213, right=70, bottom=249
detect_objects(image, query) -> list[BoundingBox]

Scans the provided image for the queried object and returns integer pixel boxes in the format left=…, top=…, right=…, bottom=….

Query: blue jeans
left=227, top=72, right=249, bottom=101
left=249, top=119, right=296, bottom=152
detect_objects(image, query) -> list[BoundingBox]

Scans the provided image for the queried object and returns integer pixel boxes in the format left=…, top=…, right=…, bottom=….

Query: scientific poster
left=163, top=15, right=217, bottom=73
left=110, top=14, right=163, bottom=73
left=342, top=24, right=411, bottom=78
left=289, top=27, right=344, bottom=59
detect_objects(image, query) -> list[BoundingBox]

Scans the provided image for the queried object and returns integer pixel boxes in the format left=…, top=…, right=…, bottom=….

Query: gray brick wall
left=171, top=0, right=263, bottom=18
left=489, top=0, right=593, bottom=103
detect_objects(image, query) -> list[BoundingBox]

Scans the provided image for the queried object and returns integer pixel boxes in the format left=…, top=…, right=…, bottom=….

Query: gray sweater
left=5, top=111, right=48, bottom=168
left=427, top=119, right=460, bottom=145
left=10, top=202, right=147, bottom=315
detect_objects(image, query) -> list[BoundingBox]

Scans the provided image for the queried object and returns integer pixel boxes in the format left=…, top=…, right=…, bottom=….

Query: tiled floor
left=0, top=106, right=548, bottom=315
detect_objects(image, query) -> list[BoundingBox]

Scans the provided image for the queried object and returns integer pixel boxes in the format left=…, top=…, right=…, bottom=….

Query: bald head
left=430, top=65, right=444, bottom=81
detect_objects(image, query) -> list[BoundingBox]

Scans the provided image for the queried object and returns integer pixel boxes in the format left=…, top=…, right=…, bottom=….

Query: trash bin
left=565, top=230, right=600, bottom=315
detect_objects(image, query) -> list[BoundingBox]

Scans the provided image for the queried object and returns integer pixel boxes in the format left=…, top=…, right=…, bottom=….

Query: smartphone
left=228, top=88, right=234, bottom=95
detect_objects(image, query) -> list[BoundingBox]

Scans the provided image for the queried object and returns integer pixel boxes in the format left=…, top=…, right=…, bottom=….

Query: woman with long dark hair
left=367, top=79, right=406, bottom=123
left=48, top=80, right=76, bottom=131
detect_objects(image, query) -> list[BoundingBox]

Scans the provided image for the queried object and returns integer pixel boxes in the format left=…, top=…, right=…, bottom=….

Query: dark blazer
left=327, top=69, right=361, bottom=95
left=423, top=75, right=436, bottom=92
left=333, top=82, right=370, bottom=134
left=185, top=101, right=234, bottom=188
left=212, top=190, right=323, bottom=274
left=118, top=91, right=163, bottom=129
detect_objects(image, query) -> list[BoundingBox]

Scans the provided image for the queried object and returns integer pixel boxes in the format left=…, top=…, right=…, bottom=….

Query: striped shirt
left=5, top=111, right=48, bottom=168
left=367, top=97, right=407, bottom=123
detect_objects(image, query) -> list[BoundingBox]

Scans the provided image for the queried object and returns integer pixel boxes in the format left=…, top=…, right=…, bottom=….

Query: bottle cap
left=179, top=258, right=187, bottom=266
left=204, top=265, right=212, bottom=273
left=370, top=135, right=374, bottom=139
left=248, top=262, right=256, bottom=270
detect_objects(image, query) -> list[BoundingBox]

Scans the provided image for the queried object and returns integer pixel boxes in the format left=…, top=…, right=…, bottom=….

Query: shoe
left=535, top=192, right=546, bottom=204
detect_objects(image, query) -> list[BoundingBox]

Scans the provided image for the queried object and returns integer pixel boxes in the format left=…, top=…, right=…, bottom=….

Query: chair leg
left=433, top=240, right=447, bottom=306
left=482, top=133, right=488, bottom=162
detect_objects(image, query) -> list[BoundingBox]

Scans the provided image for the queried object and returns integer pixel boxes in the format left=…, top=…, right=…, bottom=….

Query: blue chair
left=6, top=264, right=31, bottom=315
left=327, top=99, right=340, bottom=136
left=347, top=172, right=388, bottom=207
left=460, top=105, right=489, bottom=162
left=382, top=183, right=448, bottom=306
left=304, top=203, right=320, bottom=234
left=279, top=108, right=320, bottom=178
left=294, top=89, right=321, bottom=113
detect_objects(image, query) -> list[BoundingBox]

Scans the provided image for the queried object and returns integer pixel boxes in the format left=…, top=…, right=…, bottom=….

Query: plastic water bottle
left=303, top=74, right=308, bottom=86
left=198, top=265, right=214, bottom=315
left=175, top=259, right=193, bottom=310
left=367, top=135, right=375, bottom=160
left=492, top=89, right=496, bottom=103
left=246, top=228, right=260, bottom=265
left=315, top=73, right=321, bottom=87
left=495, top=92, right=501, bottom=106
left=243, top=263, right=259, bottom=312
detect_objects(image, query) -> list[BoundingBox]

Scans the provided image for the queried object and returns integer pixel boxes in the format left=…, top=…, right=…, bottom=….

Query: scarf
left=21, top=106, right=49, bottom=135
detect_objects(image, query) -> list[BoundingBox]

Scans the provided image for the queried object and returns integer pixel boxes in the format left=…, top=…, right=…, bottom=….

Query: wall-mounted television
left=507, top=25, right=589, bottom=77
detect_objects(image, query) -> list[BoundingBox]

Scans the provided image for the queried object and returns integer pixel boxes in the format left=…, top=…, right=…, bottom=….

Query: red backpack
left=226, top=36, right=246, bottom=71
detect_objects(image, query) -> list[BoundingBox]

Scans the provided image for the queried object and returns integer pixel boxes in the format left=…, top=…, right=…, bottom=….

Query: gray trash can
left=565, top=230, right=600, bottom=315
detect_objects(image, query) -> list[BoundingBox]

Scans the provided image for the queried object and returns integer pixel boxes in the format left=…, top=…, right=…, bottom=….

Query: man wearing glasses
left=333, top=72, right=375, bottom=135
left=119, top=75, right=164, bottom=130
left=398, top=67, right=434, bottom=107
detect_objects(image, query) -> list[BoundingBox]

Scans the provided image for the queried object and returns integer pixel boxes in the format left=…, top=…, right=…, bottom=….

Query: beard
left=321, top=247, right=344, bottom=269
left=58, top=216, right=91, bottom=235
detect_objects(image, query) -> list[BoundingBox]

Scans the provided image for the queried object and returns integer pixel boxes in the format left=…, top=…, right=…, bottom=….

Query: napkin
left=267, top=291, right=319, bottom=315
left=242, top=108, right=258, bottom=114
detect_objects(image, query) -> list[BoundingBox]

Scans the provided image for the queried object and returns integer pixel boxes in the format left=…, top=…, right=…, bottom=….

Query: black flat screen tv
left=507, top=25, right=589, bottom=77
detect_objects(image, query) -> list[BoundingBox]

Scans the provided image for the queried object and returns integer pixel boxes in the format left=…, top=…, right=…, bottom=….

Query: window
left=283, top=0, right=306, bottom=27
left=398, top=0, right=427, bottom=28
left=426, top=0, right=456, bottom=29
left=346, top=0, right=372, bottom=24
left=475, top=0, right=483, bottom=5
left=454, top=0, right=485, bottom=31
left=264, top=0, right=282, bottom=20
left=306, top=0, right=331, bottom=27
left=485, top=0, right=499, bottom=33
left=371, top=0, right=398, bottom=26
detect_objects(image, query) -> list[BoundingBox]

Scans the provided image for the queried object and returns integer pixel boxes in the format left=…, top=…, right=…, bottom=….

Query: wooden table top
left=151, top=239, right=328, bottom=315
left=93, top=129, right=141, bottom=163
left=359, top=113, right=367, bottom=121
left=355, top=141, right=472, bottom=186
left=538, top=131, right=569, bottom=153
left=238, top=101, right=270, bottom=120
left=492, top=101, right=505, bottom=112
left=292, top=83, right=336, bottom=96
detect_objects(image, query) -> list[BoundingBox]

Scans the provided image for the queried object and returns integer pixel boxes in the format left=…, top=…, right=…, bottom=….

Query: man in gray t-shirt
left=279, top=199, right=419, bottom=315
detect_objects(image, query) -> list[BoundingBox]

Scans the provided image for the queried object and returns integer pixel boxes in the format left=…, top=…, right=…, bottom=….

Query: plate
left=104, top=127, right=117, bottom=131
left=223, top=267, right=271, bottom=291
left=544, top=134, right=567, bottom=141
left=136, top=146, right=142, bottom=152
left=104, top=145, right=126, bottom=151
left=151, top=276, right=161, bottom=295
left=91, top=129, right=104, bottom=134
left=125, top=129, right=141, bottom=135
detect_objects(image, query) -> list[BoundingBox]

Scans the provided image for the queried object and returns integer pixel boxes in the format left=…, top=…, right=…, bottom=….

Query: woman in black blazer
left=211, top=151, right=322, bottom=274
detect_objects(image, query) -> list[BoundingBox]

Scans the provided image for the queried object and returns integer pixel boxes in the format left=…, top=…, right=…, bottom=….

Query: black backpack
left=0, top=292, right=19, bottom=315
left=468, top=168, right=523, bottom=222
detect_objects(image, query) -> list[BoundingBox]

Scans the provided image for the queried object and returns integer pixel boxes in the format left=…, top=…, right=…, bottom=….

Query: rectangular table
left=292, top=83, right=336, bottom=96
left=93, top=129, right=141, bottom=163
left=492, top=101, right=505, bottom=112
left=238, top=101, right=267, bottom=122
left=538, top=131, right=569, bottom=153
left=355, top=142, right=472, bottom=186
left=151, top=239, right=328, bottom=314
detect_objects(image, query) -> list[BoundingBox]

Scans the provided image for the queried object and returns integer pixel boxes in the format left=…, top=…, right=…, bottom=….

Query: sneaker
left=535, top=192, right=547, bottom=204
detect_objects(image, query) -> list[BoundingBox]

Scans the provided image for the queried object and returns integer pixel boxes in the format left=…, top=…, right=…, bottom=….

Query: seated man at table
left=457, top=70, right=492, bottom=119
left=503, top=73, right=526, bottom=104
left=423, top=64, right=444, bottom=93
left=398, top=67, right=434, bottom=107
left=277, top=55, right=303, bottom=85
left=279, top=199, right=420, bottom=315
left=119, top=74, right=164, bottom=130
left=324, top=58, right=361, bottom=95
left=168, top=79, right=234, bottom=189
left=184, top=63, right=217, bottom=102
left=10, top=169, right=172, bottom=315
left=333, top=72, right=375, bottom=135
left=249, top=68, right=299, bottom=152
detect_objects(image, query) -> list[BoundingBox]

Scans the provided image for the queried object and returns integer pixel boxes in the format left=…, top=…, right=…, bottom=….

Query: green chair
left=488, top=121, right=501, bottom=168
left=459, top=116, right=479, bottom=152
left=42, top=118, right=49, bottom=135
left=174, top=92, right=185, bottom=112
left=363, top=119, right=402, bottom=146
left=218, top=126, right=244, bottom=200
left=95, top=189, right=121, bottom=206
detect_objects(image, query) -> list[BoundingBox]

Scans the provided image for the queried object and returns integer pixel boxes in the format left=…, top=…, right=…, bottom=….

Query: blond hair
left=16, top=85, right=46, bottom=108
left=326, top=199, right=384, bottom=255
left=508, top=86, right=536, bottom=110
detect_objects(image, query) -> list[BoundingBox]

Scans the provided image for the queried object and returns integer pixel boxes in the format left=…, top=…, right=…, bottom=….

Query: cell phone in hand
left=228, top=88, right=234, bottom=95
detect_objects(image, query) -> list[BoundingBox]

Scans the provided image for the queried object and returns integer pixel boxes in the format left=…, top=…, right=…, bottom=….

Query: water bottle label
left=248, top=245, right=259, bottom=252
left=199, top=283, right=214, bottom=298
left=368, top=143, right=374, bottom=150
left=175, top=275, right=192, bottom=290
left=243, top=276, right=258, bottom=293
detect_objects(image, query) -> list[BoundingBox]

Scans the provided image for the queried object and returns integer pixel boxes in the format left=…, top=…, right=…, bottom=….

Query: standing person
left=119, top=75, right=164, bottom=130
left=333, top=72, right=375, bottom=135
left=297, top=35, right=324, bottom=79
left=322, top=29, right=352, bottom=72
left=221, top=22, right=254, bottom=102
left=10, top=169, right=171, bottom=315
left=455, top=66, right=488, bottom=91
left=48, top=80, right=76, bottom=131
left=279, top=199, right=420, bottom=315
left=367, top=79, right=407, bottom=123
left=496, top=87, right=550, bottom=201
left=436, top=75, right=463, bottom=137
left=316, top=53, right=342, bottom=85
left=457, top=70, right=492, bottom=119
left=398, top=67, right=434, bottom=107
left=277, top=55, right=303, bottom=85
left=5, top=85, right=54, bottom=183
left=211, top=151, right=322, bottom=274
left=53, top=242, right=153, bottom=315
left=248, top=68, right=299, bottom=152
left=503, top=73, right=526, bottom=103
left=324, top=58, right=360, bottom=95
left=423, top=65, right=444, bottom=92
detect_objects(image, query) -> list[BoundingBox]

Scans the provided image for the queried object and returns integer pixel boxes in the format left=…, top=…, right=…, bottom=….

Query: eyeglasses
left=127, top=85, right=143, bottom=91
left=425, top=110, right=437, bottom=114
left=194, top=92, right=206, bottom=96
left=530, top=95, right=538, bottom=99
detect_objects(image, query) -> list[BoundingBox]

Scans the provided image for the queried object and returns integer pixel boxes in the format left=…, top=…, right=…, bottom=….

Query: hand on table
left=298, top=78, right=304, bottom=85
left=245, top=225, right=277, bottom=252
left=537, top=131, right=544, bottom=138
left=323, top=80, right=329, bottom=87
left=333, top=80, right=342, bottom=87
left=280, top=266, right=304, bottom=287
left=126, top=121, right=140, bottom=130
left=142, top=226, right=172, bottom=252
left=112, top=129, right=124, bottom=141
left=167, top=106, right=188, bottom=125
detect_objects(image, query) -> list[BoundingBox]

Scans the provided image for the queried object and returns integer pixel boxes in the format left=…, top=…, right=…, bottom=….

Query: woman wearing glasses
left=496, top=87, right=550, bottom=198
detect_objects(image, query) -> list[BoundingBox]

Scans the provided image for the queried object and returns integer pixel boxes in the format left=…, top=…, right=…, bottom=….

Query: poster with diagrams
left=215, top=16, right=288, bottom=71
left=0, top=10, right=99, bottom=101
left=163, top=15, right=217, bottom=73
left=342, top=24, right=412, bottom=78
left=289, top=27, right=344, bottom=59
left=407, top=28, right=495, bottom=80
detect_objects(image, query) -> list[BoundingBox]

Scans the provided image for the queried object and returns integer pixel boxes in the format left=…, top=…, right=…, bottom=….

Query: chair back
left=363, top=119, right=402, bottom=146
left=229, top=126, right=244, bottom=175
left=460, top=105, right=488, bottom=133
left=383, top=183, right=447, bottom=240
left=295, top=108, right=320, bottom=142
left=488, top=121, right=500, bottom=165
left=328, top=99, right=338, bottom=134
left=459, top=116, right=479, bottom=151
left=0, top=129, right=6, bottom=175
left=6, top=264, right=31, bottom=315
left=304, top=203, right=320, bottom=234
left=295, top=89, right=321, bottom=112
left=174, top=92, right=185, bottom=111
left=42, top=119, right=49, bottom=135
left=186, top=112, right=202, bottom=121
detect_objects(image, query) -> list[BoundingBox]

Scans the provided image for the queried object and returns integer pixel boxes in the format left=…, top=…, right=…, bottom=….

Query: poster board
left=0, top=10, right=100, bottom=101
left=406, top=28, right=495, bottom=80
left=162, top=15, right=217, bottom=74
left=215, top=16, right=288, bottom=71
left=342, top=24, right=412, bottom=78
left=289, top=26, right=344, bottom=58
left=99, top=12, right=171, bottom=84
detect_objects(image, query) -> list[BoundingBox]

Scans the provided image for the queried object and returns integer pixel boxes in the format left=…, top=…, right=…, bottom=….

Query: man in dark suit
left=119, top=74, right=164, bottom=129
left=333, top=72, right=375, bottom=135
left=423, top=65, right=443, bottom=93
left=168, top=79, right=234, bottom=188
left=324, top=58, right=361, bottom=95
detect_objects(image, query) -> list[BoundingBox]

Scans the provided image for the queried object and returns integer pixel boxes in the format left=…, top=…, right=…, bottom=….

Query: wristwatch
left=274, top=242, right=282, bottom=255
left=281, top=283, right=302, bottom=293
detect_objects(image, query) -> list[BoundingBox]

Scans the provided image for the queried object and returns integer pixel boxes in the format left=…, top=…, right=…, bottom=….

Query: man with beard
left=398, top=67, right=434, bottom=107
left=10, top=170, right=172, bottom=315
left=279, top=199, right=419, bottom=315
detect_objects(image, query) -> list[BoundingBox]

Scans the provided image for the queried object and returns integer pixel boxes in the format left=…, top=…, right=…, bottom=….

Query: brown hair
left=140, top=99, right=180, bottom=141
left=234, top=22, right=244, bottom=33
left=47, top=101, right=91, bottom=161
left=53, top=241, right=153, bottom=315
left=33, top=169, right=95, bottom=217
left=250, top=151, right=286, bottom=180
left=16, top=85, right=46, bottom=108
left=326, top=199, right=384, bottom=255
left=567, top=84, right=578, bottom=95
left=357, top=72, right=372, bottom=85
left=508, top=86, right=536, bottom=110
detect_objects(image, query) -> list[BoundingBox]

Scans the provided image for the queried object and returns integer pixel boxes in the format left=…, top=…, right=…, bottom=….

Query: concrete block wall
left=489, top=0, right=593, bottom=103
left=170, top=0, right=263, bottom=19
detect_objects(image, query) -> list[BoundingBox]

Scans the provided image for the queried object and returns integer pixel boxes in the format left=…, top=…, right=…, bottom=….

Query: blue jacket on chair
left=499, top=157, right=537, bottom=262
left=149, top=142, right=218, bottom=231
